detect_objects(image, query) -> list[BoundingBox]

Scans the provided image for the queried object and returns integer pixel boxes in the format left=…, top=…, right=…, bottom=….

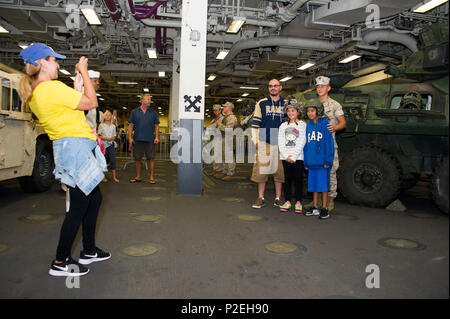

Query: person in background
left=98, top=110, right=119, bottom=183
left=207, top=104, right=224, bottom=178
left=215, top=101, right=239, bottom=181
left=18, top=43, right=111, bottom=277
left=128, top=93, right=160, bottom=184
left=84, top=70, right=102, bottom=132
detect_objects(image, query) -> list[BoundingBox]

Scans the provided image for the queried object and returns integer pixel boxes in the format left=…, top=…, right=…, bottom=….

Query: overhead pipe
left=127, top=0, right=165, bottom=19
left=208, top=36, right=340, bottom=73
left=140, top=18, right=181, bottom=28
left=275, top=0, right=308, bottom=28
left=362, top=29, right=418, bottom=53
left=105, top=0, right=122, bottom=20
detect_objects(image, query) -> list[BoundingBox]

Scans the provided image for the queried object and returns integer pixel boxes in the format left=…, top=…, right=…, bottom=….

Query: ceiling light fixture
left=297, top=62, right=315, bottom=70
left=158, top=71, right=165, bottom=77
left=147, top=48, right=157, bottom=59
left=280, top=75, right=293, bottom=82
left=80, top=6, right=101, bottom=25
left=227, top=16, right=246, bottom=33
left=18, top=43, right=28, bottom=49
left=216, top=49, right=229, bottom=60
left=207, top=73, right=217, bottom=81
left=339, top=54, right=361, bottom=64
left=143, top=88, right=149, bottom=92
left=241, top=93, right=249, bottom=97
left=118, top=81, right=138, bottom=85
left=413, top=0, right=448, bottom=13
left=236, top=99, right=243, bottom=102
left=239, top=86, right=259, bottom=90
left=0, top=25, right=9, bottom=33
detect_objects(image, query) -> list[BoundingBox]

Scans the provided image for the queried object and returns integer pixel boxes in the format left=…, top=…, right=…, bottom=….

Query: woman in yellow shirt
left=18, top=43, right=111, bottom=277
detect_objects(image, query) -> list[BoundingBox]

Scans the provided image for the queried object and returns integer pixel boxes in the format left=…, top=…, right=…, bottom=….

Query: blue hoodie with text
left=304, top=117, right=335, bottom=169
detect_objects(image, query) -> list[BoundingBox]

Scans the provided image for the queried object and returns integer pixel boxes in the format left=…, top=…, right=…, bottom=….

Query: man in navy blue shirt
left=128, top=93, right=160, bottom=183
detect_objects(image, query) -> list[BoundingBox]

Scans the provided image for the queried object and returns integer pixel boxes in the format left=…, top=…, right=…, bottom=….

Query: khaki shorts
left=251, top=142, right=285, bottom=183
left=133, top=141, right=155, bottom=160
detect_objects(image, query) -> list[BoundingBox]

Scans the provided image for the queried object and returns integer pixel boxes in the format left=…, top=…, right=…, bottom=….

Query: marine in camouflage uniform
left=216, top=101, right=239, bottom=181
left=207, top=104, right=224, bottom=175
left=316, top=76, right=346, bottom=211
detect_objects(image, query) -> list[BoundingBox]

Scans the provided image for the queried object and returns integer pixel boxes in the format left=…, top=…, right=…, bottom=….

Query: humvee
left=0, top=69, right=54, bottom=192
left=295, top=23, right=448, bottom=214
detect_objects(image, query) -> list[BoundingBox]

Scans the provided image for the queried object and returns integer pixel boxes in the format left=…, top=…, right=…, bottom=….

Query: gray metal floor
left=0, top=159, right=448, bottom=299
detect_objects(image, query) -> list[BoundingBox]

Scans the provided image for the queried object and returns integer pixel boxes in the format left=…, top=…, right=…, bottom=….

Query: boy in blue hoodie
left=304, top=103, right=335, bottom=219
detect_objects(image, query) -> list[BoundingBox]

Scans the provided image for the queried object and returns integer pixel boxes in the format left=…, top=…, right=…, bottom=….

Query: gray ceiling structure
left=0, top=0, right=448, bottom=116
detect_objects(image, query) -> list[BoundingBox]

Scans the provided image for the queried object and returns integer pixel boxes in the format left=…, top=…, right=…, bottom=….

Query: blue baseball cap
left=19, top=43, right=66, bottom=66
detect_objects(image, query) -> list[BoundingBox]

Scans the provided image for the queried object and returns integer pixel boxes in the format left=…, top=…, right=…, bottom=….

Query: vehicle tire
left=431, top=156, right=449, bottom=215
left=338, top=146, right=403, bottom=207
left=19, top=138, right=54, bottom=193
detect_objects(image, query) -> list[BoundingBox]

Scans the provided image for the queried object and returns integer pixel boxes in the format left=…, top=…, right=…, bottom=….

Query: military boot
left=327, top=197, right=335, bottom=213
left=214, top=173, right=226, bottom=179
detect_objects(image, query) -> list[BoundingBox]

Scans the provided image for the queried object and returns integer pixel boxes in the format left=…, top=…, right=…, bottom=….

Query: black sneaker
left=79, top=247, right=111, bottom=265
left=49, top=257, right=89, bottom=277
left=305, top=206, right=320, bottom=216
left=273, top=198, right=282, bottom=207
left=319, top=208, right=330, bottom=219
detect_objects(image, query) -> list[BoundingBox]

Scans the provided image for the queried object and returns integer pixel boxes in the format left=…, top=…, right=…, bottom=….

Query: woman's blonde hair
left=17, top=61, right=42, bottom=103
left=101, top=110, right=112, bottom=124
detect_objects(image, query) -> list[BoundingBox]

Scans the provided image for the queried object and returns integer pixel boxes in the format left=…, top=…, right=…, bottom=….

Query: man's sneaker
left=78, top=247, right=111, bottom=265
left=252, top=197, right=265, bottom=209
left=279, top=201, right=291, bottom=212
left=319, top=208, right=330, bottom=219
left=274, top=198, right=282, bottom=207
left=294, top=201, right=303, bottom=214
left=49, top=257, right=89, bottom=277
left=305, top=206, right=320, bottom=216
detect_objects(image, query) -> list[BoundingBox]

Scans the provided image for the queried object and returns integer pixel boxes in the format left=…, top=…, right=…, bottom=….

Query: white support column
left=176, top=0, right=208, bottom=195
left=169, top=35, right=180, bottom=132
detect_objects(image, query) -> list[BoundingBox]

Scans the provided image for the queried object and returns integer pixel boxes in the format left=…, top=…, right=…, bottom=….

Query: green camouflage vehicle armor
left=295, top=23, right=448, bottom=214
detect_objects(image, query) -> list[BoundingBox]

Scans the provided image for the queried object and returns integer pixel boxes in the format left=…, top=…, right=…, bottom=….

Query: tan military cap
left=212, top=104, right=222, bottom=111
left=315, top=76, right=330, bottom=86
left=222, top=101, right=234, bottom=109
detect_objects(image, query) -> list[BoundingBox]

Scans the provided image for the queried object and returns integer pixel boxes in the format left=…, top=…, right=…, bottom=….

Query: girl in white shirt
left=278, top=99, right=307, bottom=213
left=98, top=111, right=119, bottom=182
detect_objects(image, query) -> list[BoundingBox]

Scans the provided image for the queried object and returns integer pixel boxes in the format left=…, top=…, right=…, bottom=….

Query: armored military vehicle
left=0, top=69, right=54, bottom=192
left=296, top=23, right=448, bottom=214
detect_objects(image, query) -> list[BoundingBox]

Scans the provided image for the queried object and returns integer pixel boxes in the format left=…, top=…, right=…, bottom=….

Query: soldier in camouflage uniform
left=207, top=104, right=224, bottom=176
left=315, top=76, right=346, bottom=212
left=215, top=101, right=239, bottom=181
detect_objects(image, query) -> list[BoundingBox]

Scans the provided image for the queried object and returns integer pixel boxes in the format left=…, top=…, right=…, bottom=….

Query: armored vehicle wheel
left=19, top=139, right=54, bottom=193
left=338, top=146, right=402, bottom=207
left=431, top=156, right=449, bottom=215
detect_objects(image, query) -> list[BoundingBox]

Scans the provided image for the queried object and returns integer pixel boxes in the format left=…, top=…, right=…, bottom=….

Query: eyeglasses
left=268, top=84, right=280, bottom=88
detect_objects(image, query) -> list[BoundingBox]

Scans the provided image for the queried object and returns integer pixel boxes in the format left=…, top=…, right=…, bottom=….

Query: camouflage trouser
left=213, top=161, right=223, bottom=173
left=329, top=146, right=339, bottom=198
left=221, top=138, right=235, bottom=176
